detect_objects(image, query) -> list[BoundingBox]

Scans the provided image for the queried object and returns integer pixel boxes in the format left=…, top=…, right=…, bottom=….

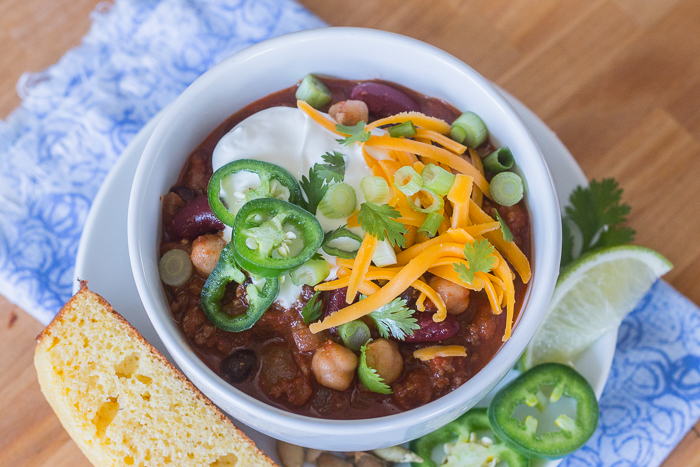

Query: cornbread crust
left=35, top=282, right=277, bottom=467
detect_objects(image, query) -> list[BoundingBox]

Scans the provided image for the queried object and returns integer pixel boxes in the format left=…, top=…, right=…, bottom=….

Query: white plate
left=74, top=92, right=616, bottom=465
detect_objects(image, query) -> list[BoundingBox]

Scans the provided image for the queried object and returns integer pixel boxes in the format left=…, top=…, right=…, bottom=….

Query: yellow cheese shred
left=413, top=345, right=467, bottom=361
left=297, top=100, right=343, bottom=135
left=414, top=128, right=467, bottom=154
left=365, top=112, right=451, bottom=134
left=469, top=148, right=485, bottom=208
left=448, top=175, right=473, bottom=229
left=314, top=273, right=445, bottom=319
left=309, top=243, right=456, bottom=333
left=346, top=234, right=378, bottom=304
left=463, top=222, right=500, bottom=237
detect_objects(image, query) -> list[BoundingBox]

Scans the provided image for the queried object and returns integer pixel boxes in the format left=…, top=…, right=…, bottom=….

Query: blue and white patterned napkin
left=0, top=1, right=699, bottom=465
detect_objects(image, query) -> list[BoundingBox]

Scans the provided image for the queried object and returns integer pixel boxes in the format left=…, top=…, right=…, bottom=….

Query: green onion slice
left=360, top=176, right=390, bottom=203
left=322, top=226, right=362, bottom=259
left=338, top=320, right=372, bottom=351
left=318, top=183, right=357, bottom=219
left=388, top=120, right=417, bottom=138
left=372, top=238, right=397, bottom=267
left=483, top=147, right=514, bottom=174
left=290, top=256, right=331, bottom=286
left=490, top=172, right=524, bottom=206
left=408, top=188, right=444, bottom=214
left=421, top=164, right=456, bottom=196
left=159, top=249, right=193, bottom=287
left=394, top=166, right=423, bottom=196
left=450, top=111, right=488, bottom=148
left=295, top=74, right=332, bottom=109
left=418, top=212, right=444, bottom=238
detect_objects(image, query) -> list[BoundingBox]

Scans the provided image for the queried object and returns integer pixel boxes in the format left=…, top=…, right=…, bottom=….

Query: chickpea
left=428, top=276, right=470, bottom=315
left=312, top=340, right=358, bottom=391
left=365, top=338, right=403, bottom=384
left=190, top=234, right=226, bottom=277
left=329, top=100, right=369, bottom=126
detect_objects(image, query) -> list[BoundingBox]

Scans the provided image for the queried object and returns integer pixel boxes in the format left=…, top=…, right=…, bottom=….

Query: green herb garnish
left=495, top=210, right=513, bottom=243
left=300, top=151, right=346, bottom=214
left=301, top=291, right=323, bottom=324
left=368, top=297, right=419, bottom=341
left=561, top=178, right=635, bottom=268
left=358, top=344, right=392, bottom=394
left=357, top=202, right=408, bottom=248
left=453, top=239, right=497, bottom=285
left=336, top=121, right=371, bottom=146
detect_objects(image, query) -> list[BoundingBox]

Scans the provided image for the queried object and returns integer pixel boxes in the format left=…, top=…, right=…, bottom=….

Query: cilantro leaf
left=494, top=210, right=513, bottom=242
left=358, top=344, right=392, bottom=394
left=561, top=178, right=635, bottom=268
left=357, top=202, right=408, bottom=248
left=336, top=121, right=371, bottom=146
left=453, top=239, right=497, bottom=285
left=368, top=298, right=420, bottom=341
left=560, top=218, right=575, bottom=268
left=315, top=151, right=346, bottom=184
left=309, top=252, right=324, bottom=262
left=301, top=291, right=323, bottom=325
left=299, top=152, right=347, bottom=214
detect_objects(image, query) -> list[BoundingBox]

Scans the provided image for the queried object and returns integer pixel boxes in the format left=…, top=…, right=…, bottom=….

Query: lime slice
left=521, top=245, right=672, bottom=370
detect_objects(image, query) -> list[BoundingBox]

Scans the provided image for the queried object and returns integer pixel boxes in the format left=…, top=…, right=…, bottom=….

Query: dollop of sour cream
left=212, top=106, right=390, bottom=307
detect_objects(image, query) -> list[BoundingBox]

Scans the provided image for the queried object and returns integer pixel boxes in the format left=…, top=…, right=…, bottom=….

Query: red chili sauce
left=159, top=78, right=531, bottom=419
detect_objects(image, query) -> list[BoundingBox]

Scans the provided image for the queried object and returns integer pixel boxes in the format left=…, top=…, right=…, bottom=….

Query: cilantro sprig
left=336, top=121, right=371, bottom=146
left=357, top=202, right=408, bottom=248
left=301, top=291, right=323, bottom=325
left=494, top=210, right=513, bottom=243
left=300, top=151, right=346, bottom=214
left=453, top=239, right=497, bottom=285
left=367, top=298, right=419, bottom=341
left=561, top=178, right=635, bottom=268
left=358, top=344, right=392, bottom=394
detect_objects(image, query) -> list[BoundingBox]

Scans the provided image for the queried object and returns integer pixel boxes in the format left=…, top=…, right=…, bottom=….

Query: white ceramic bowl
left=128, top=27, right=561, bottom=451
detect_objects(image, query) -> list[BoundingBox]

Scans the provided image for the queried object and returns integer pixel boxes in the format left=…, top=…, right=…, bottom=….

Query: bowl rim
left=128, top=26, right=561, bottom=435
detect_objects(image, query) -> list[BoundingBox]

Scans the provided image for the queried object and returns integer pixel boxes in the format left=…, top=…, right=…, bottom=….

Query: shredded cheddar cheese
left=346, top=234, right=378, bottom=304
left=414, top=128, right=467, bottom=154
left=414, top=345, right=467, bottom=361
left=365, top=112, right=451, bottom=134
left=297, top=100, right=343, bottom=135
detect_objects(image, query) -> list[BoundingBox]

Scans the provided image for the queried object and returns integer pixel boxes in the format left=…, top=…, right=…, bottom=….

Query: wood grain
left=1, top=0, right=699, bottom=465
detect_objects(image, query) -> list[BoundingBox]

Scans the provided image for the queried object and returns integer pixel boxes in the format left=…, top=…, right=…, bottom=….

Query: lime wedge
left=521, top=245, right=672, bottom=370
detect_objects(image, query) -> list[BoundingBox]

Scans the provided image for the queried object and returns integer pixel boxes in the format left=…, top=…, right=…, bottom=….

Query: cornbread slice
left=34, top=283, right=277, bottom=467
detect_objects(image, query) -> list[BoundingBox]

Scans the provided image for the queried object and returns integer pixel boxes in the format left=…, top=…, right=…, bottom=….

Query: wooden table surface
left=1, top=0, right=699, bottom=465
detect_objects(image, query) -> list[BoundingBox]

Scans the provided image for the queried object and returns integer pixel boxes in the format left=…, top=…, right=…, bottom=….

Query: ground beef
left=180, top=149, right=212, bottom=197
left=258, top=341, right=313, bottom=406
left=426, top=356, right=469, bottom=392
left=392, top=369, right=434, bottom=410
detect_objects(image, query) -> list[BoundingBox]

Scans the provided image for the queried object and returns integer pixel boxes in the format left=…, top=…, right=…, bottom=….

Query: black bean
left=220, top=349, right=258, bottom=384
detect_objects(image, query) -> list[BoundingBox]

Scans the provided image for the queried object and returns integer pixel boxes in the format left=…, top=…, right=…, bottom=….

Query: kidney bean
left=402, top=312, right=459, bottom=343
left=322, top=287, right=360, bottom=335
left=170, top=195, right=224, bottom=240
left=350, top=82, right=419, bottom=118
